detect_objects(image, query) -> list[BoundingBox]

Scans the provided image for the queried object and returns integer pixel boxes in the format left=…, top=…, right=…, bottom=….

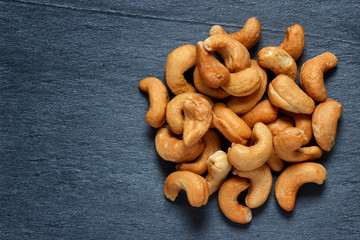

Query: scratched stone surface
left=1, top=0, right=359, bottom=239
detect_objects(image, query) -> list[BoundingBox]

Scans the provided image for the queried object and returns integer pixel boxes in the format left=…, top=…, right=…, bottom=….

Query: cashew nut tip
left=279, top=24, right=305, bottom=60
left=206, top=150, right=232, bottom=195
left=164, top=171, right=209, bottom=207
left=228, top=122, right=273, bottom=171
left=139, top=77, right=169, bottom=128
left=218, top=177, right=252, bottom=224
left=275, top=162, right=327, bottom=211
left=300, top=52, right=338, bottom=102
left=165, top=44, right=197, bottom=95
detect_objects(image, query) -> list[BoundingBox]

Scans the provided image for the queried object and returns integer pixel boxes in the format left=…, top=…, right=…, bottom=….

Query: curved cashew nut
left=203, top=33, right=251, bottom=73
left=210, top=17, right=262, bottom=49
left=212, top=102, right=252, bottom=145
left=312, top=98, right=342, bottom=151
left=300, top=52, right=338, bottom=102
left=228, top=122, right=273, bottom=171
left=218, top=177, right=252, bottom=224
left=139, top=77, right=169, bottom=128
left=279, top=24, right=305, bottom=60
left=233, top=164, right=272, bottom=208
left=196, top=41, right=230, bottom=88
left=176, top=129, right=221, bottom=175
left=193, top=66, right=230, bottom=99
left=273, top=127, right=323, bottom=163
left=268, top=74, right=315, bottom=114
left=282, top=111, right=313, bottom=145
left=221, top=68, right=261, bottom=97
left=165, top=44, right=197, bottom=95
left=241, top=100, right=278, bottom=128
left=183, top=95, right=213, bottom=146
left=258, top=46, right=297, bottom=80
left=166, top=93, right=213, bottom=135
left=206, top=150, right=232, bottom=195
left=164, top=170, right=209, bottom=207
left=275, top=162, right=327, bottom=211
left=226, top=60, right=267, bottom=114
left=155, top=126, right=204, bottom=163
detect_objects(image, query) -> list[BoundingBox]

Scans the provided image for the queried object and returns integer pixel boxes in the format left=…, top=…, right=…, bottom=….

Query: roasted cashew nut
left=279, top=24, right=305, bottom=60
left=300, top=52, right=338, bottom=102
left=266, top=149, right=284, bottom=172
left=139, top=77, right=169, bottom=128
left=312, top=98, right=342, bottom=151
left=226, top=60, right=267, bottom=114
left=273, top=127, right=323, bottom=163
left=228, top=122, right=273, bottom=171
left=220, top=68, right=261, bottom=97
left=268, top=74, right=315, bottom=114
left=193, top=67, right=230, bottom=99
left=165, top=44, right=197, bottom=95
left=164, top=170, right=209, bottom=207
left=241, top=100, right=278, bottom=128
left=183, top=95, right=213, bottom=146
left=258, top=46, right=297, bottom=80
left=218, top=177, right=252, bottom=224
left=233, top=164, right=272, bottom=208
left=176, top=129, right=221, bottom=175
left=205, top=150, right=232, bottom=195
left=282, top=111, right=313, bottom=145
left=155, top=125, right=204, bottom=163
left=275, top=162, right=327, bottom=211
left=203, top=33, right=251, bottom=73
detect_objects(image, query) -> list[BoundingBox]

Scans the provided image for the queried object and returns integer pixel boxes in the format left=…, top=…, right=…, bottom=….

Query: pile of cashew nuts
left=139, top=17, right=342, bottom=224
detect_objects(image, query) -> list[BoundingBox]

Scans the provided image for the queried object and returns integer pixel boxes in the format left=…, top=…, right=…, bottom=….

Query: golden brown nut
left=282, top=111, right=313, bottom=145
left=312, top=98, right=342, bottom=151
left=266, top=148, right=285, bottom=172
left=279, top=24, right=305, bottom=60
left=241, top=100, right=279, bottom=128
left=221, top=68, right=261, bottom=97
left=206, top=150, right=232, bottom=195
left=275, top=162, right=327, bottom=211
left=267, top=116, right=294, bottom=136
left=164, top=171, right=209, bottom=207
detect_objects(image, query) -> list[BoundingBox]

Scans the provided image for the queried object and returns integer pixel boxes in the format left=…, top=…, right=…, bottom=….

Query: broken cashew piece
left=241, top=100, right=278, bottom=128
left=300, top=52, right=338, bottom=102
left=312, top=98, right=342, bottom=151
left=221, top=68, right=261, bottom=97
left=164, top=170, right=209, bottom=207
left=206, top=150, right=232, bottom=195
left=165, top=44, right=197, bottom=95
left=228, top=122, right=273, bottom=171
left=155, top=126, right=204, bottom=163
left=139, top=77, right=169, bottom=128
left=233, top=164, right=272, bottom=208
left=268, top=74, right=315, bottom=114
left=279, top=24, right=305, bottom=60
left=258, top=46, right=297, bottom=80
left=275, top=162, right=327, bottom=211
left=218, top=177, right=252, bottom=224
left=183, top=95, right=213, bottom=146
left=176, top=129, right=221, bottom=175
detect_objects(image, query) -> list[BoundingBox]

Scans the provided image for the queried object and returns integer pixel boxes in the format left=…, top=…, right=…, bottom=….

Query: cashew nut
left=212, top=102, right=252, bottom=145
left=300, top=52, right=338, bottom=102
left=165, top=44, right=197, bottom=95
left=196, top=41, right=230, bottom=88
left=164, top=170, right=209, bottom=207
left=183, top=95, right=213, bottom=146
left=193, top=66, right=230, bottom=100
left=279, top=24, right=305, bottom=60
left=166, top=93, right=213, bottom=135
left=266, top=148, right=285, bottom=172
left=228, top=122, right=273, bottom=171
left=218, top=177, right=252, bottom=224
left=241, top=100, right=279, bottom=128
left=176, top=129, right=221, bottom=175
left=275, top=162, right=327, bottom=211
left=267, top=116, right=294, bottom=136
left=203, top=33, right=251, bottom=73
left=258, top=46, right=297, bottom=80
left=139, top=77, right=169, bottom=128
left=221, top=68, right=261, bottom=97
left=273, top=127, right=323, bottom=163
left=268, top=74, right=315, bottom=114
left=283, top=111, right=313, bottom=145
left=226, top=60, right=267, bottom=114
left=206, top=150, right=232, bottom=195
left=312, top=98, right=342, bottom=151
left=155, top=125, right=204, bottom=163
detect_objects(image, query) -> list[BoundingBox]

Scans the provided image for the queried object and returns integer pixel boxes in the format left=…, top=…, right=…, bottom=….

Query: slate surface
left=1, top=0, right=360, bottom=239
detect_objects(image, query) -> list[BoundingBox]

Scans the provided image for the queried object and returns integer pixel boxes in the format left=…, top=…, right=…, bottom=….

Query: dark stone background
left=1, top=0, right=359, bottom=239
